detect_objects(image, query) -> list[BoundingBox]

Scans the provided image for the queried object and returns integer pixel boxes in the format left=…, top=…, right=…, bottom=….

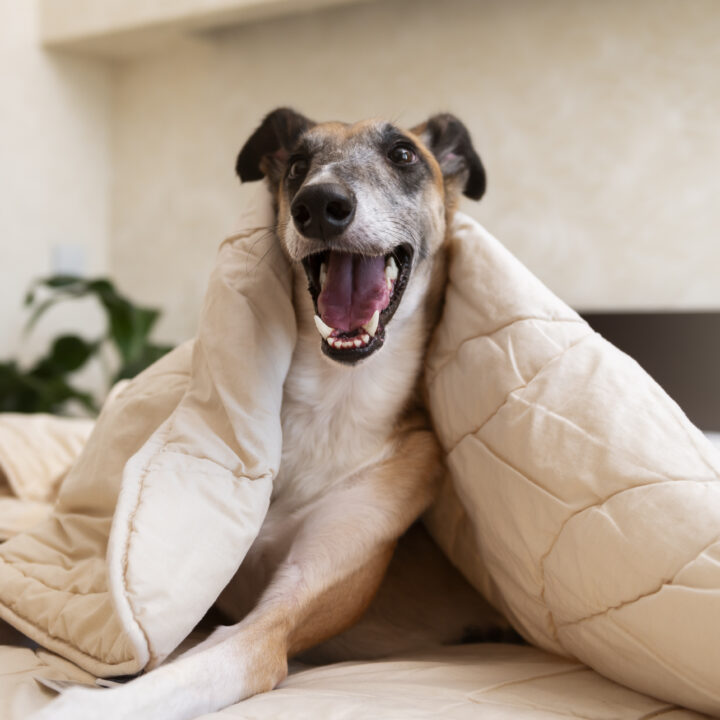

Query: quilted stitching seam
left=439, top=330, right=595, bottom=646
left=518, top=394, right=720, bottom=639
left=0, top=556, right=109, bottom=597
left=443, top=330, right=593, bottom=457
left=512, top=395, right=718, bottom=488
left=555, top=529, right=720, bottom=630
left=535, top=473, right=718, bottom=648
left=468, top=664, right=585, bottom=697
left=441, top=324, right=720, bottom=653
left=427, top=315, right=586, bottom=386
left=581, top=609, right=720, bottom=706
left=119, top=420, right=175, bottom=668
left=636, top=709, right=679, bottom=720
left=0, top=563, right=132, bottom=665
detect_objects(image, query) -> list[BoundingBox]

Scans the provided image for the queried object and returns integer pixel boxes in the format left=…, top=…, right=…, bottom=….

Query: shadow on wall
left=582, top=312, right=720, bottom=432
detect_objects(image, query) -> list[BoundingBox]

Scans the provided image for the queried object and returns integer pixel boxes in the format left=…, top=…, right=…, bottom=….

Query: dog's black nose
left=290, top=183, right=356, bottom=239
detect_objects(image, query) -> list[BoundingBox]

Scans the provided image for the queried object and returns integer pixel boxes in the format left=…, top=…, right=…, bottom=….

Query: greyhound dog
left=35, top=108, right=498, bottom=720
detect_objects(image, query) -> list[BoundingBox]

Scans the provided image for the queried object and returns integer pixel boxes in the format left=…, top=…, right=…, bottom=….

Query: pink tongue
left=318, top=252, right=390, bottom=332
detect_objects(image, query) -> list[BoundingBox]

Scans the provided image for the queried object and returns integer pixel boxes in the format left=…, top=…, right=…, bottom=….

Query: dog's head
left=237, top=108, right=485, bottom=365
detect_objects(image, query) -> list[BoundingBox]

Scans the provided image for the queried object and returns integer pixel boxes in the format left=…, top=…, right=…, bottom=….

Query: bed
left=1, top=307, right=718, bottom=720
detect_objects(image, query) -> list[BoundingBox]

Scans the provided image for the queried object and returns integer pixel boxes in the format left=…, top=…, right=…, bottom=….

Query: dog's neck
left=271, top=264, right=433, bottom=506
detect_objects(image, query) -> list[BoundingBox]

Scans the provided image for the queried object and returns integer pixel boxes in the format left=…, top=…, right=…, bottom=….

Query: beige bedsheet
left=0, top=637, right=710, bottom=720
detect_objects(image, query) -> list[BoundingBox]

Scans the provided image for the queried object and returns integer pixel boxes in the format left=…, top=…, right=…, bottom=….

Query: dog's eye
left=388, top=145, right=417, bottom=165
left=288, top=158, right=309, bottom=179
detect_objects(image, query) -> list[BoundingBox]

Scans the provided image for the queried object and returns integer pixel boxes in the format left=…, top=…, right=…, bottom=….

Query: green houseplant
left=0, top=275, right=173, bottom=415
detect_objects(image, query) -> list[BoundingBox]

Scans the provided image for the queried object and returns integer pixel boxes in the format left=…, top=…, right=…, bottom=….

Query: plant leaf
left=24, top=275, right=89, bottom=332
left=12, top=273, right=172, bottom=414
left=0, top=360, right=97, bottom=414
left=114, top=343, right=172, bottom=382
left=47, top=335, right=98, bottom=374
left=44, top=275, right=88, bottom=288
left=105, top=302, right=160, bottom=364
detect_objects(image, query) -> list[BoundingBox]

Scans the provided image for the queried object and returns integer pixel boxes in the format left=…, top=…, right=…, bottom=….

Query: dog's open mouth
left=301, top=244, right=413, bottom=364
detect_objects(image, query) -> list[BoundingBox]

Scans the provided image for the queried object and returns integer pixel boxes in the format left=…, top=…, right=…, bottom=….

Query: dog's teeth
left=362, top=310, right=380, bottom=337
left=326, top=332, right=372, bottom=350
left=385, top=256, right=398, bottom=282
left=314, top=315, right=334, bottom=340
left=319, top=263, right=327, bottom=289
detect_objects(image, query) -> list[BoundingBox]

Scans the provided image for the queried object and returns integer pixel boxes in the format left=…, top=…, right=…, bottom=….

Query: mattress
left=1, top=637, right=710, bottom=720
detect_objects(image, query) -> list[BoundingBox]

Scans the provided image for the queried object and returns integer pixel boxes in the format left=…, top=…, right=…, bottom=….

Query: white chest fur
left=271, top=266, right=427, bottom=511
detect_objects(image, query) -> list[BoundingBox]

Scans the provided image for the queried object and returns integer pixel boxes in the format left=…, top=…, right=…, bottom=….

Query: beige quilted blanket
left=0, top=414, right=93, bottom=541
left=1, top=187, right=719, bottom=715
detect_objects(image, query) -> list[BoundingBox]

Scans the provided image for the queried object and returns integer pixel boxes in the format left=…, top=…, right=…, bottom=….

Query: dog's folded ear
left=412, top=114, right=485, bottom=200
left=236, top=108, right=315, bottom=184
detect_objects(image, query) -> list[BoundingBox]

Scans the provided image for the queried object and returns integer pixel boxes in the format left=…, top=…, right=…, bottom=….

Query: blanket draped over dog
left=1, top=186, right=719, bottom=715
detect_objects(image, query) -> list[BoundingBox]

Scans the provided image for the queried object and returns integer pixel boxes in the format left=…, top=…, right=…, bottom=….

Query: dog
left=34, top=108, right=500, bottom=720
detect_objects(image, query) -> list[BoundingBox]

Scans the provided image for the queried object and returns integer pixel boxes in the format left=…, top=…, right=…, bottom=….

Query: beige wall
left=6, top=0, right=720, bottom=355
left=0, top=0, right=112, bottom=362
left=110, top=0, right=720, bottom=346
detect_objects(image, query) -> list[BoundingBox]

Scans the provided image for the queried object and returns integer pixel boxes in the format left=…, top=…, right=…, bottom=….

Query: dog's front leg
left=32, top=429, right=441, bottom=720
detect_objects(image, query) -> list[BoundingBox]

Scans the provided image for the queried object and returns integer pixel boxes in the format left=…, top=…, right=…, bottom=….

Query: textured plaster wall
left=0, top=0, right=112, bottom=361
left=107, top=0, right=719, bottom=344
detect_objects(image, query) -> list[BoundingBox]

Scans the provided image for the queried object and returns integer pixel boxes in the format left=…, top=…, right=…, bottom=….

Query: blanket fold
left=0, top=189, right=296, bottom=675
left=424, top=215, right=720, bottom=715
left=0, top=413, right=93, bottom=540
left=1, top=188, right=719, bottom=715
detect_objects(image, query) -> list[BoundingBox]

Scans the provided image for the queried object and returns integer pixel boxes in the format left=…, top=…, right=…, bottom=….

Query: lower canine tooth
left=362, top=310, right=380, bottom=337
left=314, top=315, right=334, bottom=339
